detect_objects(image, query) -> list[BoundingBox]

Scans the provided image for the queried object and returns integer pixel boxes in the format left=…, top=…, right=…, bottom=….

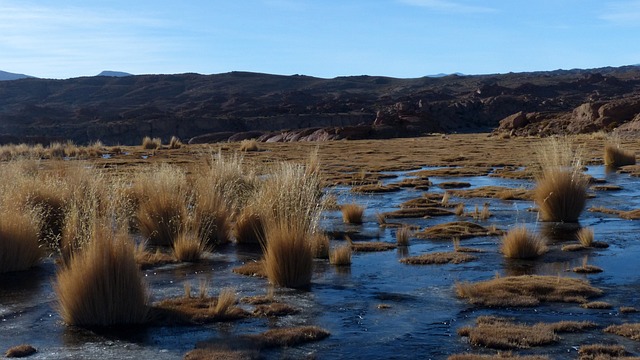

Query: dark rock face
left=1, top=67, right=640, bottom=145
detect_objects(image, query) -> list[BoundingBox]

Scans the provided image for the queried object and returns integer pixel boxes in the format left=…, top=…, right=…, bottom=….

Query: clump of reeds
left=192, top=185, right=231, bottom=247
left=239, top=139, right=259, bottom=152
left=341, top=203, right=364, bottom=224
left=533, top=138, right=589, bottom=223
left=133, top=164, right=189, bottom=246
left=172, top=231, right=206, bottom=262
left=55, top=225, right=149, bottom=326
left=396, top=226, right=411, bottom=246
left=263, top=220, right=313, bottom=289
left=168, top=136, right=182, bottom=149
left=501, top=227, right=548, bottom=259
left=330, top=245, right=352, bottom=266
left=604, top=142, right=635, bottom=167
left=141, top=136, right=162, bottom=149
left=576, top=227, right=594, bottom=247
left=213, top=287, right=237, bottom=317
left=310, top=232, right=330, bottom=259
left=233, top=207, right=264, bottom=245
left=0, top=204, right=42, bottom=273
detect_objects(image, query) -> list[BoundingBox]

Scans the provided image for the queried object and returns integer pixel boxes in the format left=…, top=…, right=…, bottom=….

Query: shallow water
left=2, top=166, right=640, bottom=359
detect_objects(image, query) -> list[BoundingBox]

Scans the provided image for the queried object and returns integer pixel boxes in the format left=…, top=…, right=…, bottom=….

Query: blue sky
left=1, top=0, right=639, bottom=79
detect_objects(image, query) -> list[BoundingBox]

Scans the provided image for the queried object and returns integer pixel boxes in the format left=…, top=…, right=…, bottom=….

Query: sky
left=1, top=0, right=639, bottom=79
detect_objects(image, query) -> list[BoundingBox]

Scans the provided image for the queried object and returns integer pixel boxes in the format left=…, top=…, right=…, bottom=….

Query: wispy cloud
left=600, top=0, right=640, bottom=25
left=398, top=0, right=496, bottom=13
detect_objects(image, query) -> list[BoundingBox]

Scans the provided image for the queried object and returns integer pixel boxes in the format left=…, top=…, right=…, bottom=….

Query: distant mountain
left=97, top=70, right=133, bottom=77
left=1, top=65, right=640, bottom=145
left=427, top=72, right=465, bottom=78
left=0, top=70, right=33, bottom=81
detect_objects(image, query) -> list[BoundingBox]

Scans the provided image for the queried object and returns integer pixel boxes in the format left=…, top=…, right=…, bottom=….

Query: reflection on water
left=540, top=222, right=581, bottom=243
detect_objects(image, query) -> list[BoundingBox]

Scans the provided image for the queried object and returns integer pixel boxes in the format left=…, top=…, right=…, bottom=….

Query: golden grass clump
left=234, top=207, right=265, bottom=245
left=500, top=227, right=548, bottom=259
left=416, top=221, right=503, bottom=240
left=396, top=226, right=411, bottom=246
left=604, top=144, right=635, bottom=167
left=55, top=225, right=149, bottom=326
left=533, top=138, right=589, bottom=223
left=448, top=354, right=549, bottom=360
left=141, top=136, right=162, bottom=149
left=172, top=231, right=206, bottom=262
left=330, top=245, right=352, bottom=266
left=578, top=344, right=627, bottom=359
left=457, top=316, right=596, bottom=350
left=310, top=232, right=330, bottom=259
left=341, top=203, right=364, bottom=224
left=263, top=220, right=313, bottom=289
left=191, top=185, right=232, bottom=247
left=400, top=252, right=476, bottom=265
left=199, top=151, right=259, bottom=213
left=0, top=204, right=41, bottom=273
left=239, top=139, right=260, bottom=152
left=604, top=323, right=640, bottom=341
left=4, top=344, right=37, bottom=358
left=576, top=227, right=594, bottom=247
left=134, top=164, right=189, bottom=246
left=250, top=326, right=330, bottom=348
left=168, top=136, right=182, bottom=149
left=456, top=274, right=603, bottom=307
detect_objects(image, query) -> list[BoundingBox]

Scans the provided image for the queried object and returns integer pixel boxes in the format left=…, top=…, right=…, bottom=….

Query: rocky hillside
left=1, top=66, right=640, bottom=145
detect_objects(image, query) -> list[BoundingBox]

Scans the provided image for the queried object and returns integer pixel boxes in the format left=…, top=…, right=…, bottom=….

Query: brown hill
left=1, top=66, right=640, bottom=145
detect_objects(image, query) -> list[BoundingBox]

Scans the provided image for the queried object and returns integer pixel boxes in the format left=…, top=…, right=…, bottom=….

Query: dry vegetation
left=533, top=138, right=589, bottom=222
left=457, top=316, right=596, bottom=350
left=330, top=245, right=352, bottom=266
left=4, top=344, right=37, bottom=358
left=604, top=323, right=640, bottom=341
left=341, top=203, right=365, bottom=224
left=456, top=275, right=603, bottom=307
left=55, top=225, right=149, bottom=326
left=400, top=252, right=476, bottom=265
left=604, top=143, right=635, bottom=167
left=500, top=227, right=548, bottom=259
left=416, top=221, right=503, bottom=240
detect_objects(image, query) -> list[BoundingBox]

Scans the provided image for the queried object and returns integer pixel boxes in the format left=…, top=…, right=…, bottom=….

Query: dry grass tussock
left=448, top=354, right=549, bottom=360
left=134, top=241, right=177, bottom=269
left=153, top=287, right=247, bottom=324
left=604, top=143, right=635, bottom=167
left=233, top=207, right=264, bottom=245
left=191, top=182, right=231, bottom=247
left=141, top=136, right=162, bottom=149
left=456, top=274, right=603, bottom=307
left=133, top=164, right=189, bottom=246
left=239, top=139, right=260, bottom=152
left=55, top=224, right=149, bottom=326
left=401, top=252, right=476, bottom=265
left=232, top=260, right=266, bottom=278
left=310, top=232, right=330, bottom=259
left=533, top=138, right=588, bottom=222
left=416, top=221, right=503, bottom=240
left=257, top=161, right=323, bottom=288
left=341, top=203, right=364, bottom=224
left=578, top=344, right=628, bottom=360
left=457, top=316, right=596, bottom=350
left=248, top=326, right=330, bottom=348
left=168, top=136, right=182, bottom=149
left=604, top=323, right=640, bottom=341
left=581, top=301, right=612, bottom=309
left=263, top=219, right=313, bottom=288
left=0, top=202, right=42, bottom=273
left=500, top=227, right=548, bottom=259
left=172, top=231, right=206, bottom=262
left=330, top=245, right=352, bottom=266
left=4, top=344, right=37, bottom=358
left=396, top=226, right=411, bottom=246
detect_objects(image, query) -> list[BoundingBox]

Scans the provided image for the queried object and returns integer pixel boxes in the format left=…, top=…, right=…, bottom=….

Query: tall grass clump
left=501, top=227, right=548, bottom=259
left=533, top=138, right=589, bottom=223
left=0, top=204, right=42, bottom=273
left=141, top=136, right=162, bottom=150
left=172, top=231, right=206, bottom=262
left=263, top=220, right=313, bottom=289
left=234, top=206, right=264, bottom=245
left=55, top=224, right=149, bottom=326
left=134, top=164, right=189, bottom=246
left=330, top=245, right=352, bottom=266
left=341, top=203, right=364, bottom=224
left=604, top=144, right=635, bottom=167
left=168, top=136, right=182, bottom=149
left=192, top=184, right=231, bottom=247
left=258, top=161, right=324, bottom=288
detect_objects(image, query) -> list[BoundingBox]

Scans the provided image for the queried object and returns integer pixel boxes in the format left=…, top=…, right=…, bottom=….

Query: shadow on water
left=539, top=222, right=581, bottom=243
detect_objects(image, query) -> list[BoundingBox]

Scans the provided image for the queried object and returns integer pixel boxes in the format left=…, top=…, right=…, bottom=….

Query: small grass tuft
left=172, top=231, right=206, bottom=262
left=330, top=245, right=352, bottom=266
left=576, top=227, right=594, bottom=247
left=341, top=203, right=364, bottom=224
left=5, top=344, right=37, bottom=358
left=396, top=226, right=411, bottom=246
left=500, top=227, right=548, bottom=259
left=142, top=136, right=162, bottom=149
left=168, top=136, right=182, bottom=149
left=604, top=144, right=635, bottom=167
left=239, top=139, right=260, bottom=152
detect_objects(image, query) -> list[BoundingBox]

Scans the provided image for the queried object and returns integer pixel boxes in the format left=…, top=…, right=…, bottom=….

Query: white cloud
left=600, top=1, right=640, bottom=25
left=398, top=0, right=496, bottom=13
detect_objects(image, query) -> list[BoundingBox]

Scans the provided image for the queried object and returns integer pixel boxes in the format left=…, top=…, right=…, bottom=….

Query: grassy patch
left=232, top=260, right=266, bottom=278
left=5, top=344, right=37, bottom=358
left=400, top=252, right=476, bottom=265
left=248, top=326, right=330, bottom=348
left=456, top=275, right=603, bottom=307
left=341, top=203, right=365, bottom=224
left=330, top=245, right=352, bottom=266
left=604, top=323, right=640, bottom=341
left=500, top=227, right=548, bottom=260
left=416, top=221, right=503, bottom=240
